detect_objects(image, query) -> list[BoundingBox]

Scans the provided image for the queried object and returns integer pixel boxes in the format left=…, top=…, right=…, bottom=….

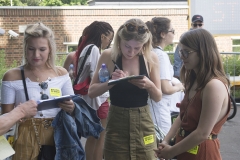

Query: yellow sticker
left=187, top=145, right=199, bottom=155
left=143, top=135, right=154, bottom=145
left=50, top=88, right=61, bottom=97
left=7, top=136, right=14, bottom=147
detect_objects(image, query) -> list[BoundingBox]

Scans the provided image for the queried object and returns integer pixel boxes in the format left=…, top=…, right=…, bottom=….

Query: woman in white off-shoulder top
left=1, top=22, right=74, bottom=160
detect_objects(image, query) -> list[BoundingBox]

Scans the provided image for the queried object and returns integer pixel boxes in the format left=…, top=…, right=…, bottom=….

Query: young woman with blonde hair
left=89, top=18, right=162, bottom=160
left=1, top=22, right=75, bottom=160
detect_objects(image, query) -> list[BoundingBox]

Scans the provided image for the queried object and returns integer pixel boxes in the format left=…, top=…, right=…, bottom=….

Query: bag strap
left=20, top=66, right=42, bottom=150
left=74, top=44, right=94, bottom=85
left=20, top=66, right=29, bottom=101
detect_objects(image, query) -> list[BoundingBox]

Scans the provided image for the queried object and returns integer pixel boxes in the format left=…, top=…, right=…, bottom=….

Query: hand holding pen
left=112, top=60, right=120, bottom=70
left=111, top=60, right=129, bottom=79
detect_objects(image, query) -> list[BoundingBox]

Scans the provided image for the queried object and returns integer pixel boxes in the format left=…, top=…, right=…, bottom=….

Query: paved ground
left=219, top=105, right=240, bottom=160
left=81, top=106, right=240, bottom=160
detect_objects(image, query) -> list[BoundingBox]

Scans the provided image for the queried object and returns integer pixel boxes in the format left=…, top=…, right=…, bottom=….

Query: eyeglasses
left=104, top=35, right=113, bottom=43
left=192, top=23, right=203, bottom=27
left=168, top=29, right=175, bottom=34
left=179, top=49, right=195, bottom=59
left=124, top=23, right=149, bottom=34
left=39, top=82, right=49, bottom=100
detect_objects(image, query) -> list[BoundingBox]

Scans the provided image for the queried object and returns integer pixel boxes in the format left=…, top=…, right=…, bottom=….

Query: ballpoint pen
left=112, top=60, right=120, bottom=70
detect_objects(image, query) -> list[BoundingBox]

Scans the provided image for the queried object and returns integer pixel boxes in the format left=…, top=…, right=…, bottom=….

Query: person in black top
left=89, top=18, right=162, bottom=160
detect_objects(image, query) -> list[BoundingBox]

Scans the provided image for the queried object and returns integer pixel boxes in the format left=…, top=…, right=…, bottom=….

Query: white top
left=1, top=74, right=74, bottom=118
left=76, top=44, right=109, bottom=110
left=149, top=46, right=184, bottom=134
left=153, top=46, right=174, bottom=98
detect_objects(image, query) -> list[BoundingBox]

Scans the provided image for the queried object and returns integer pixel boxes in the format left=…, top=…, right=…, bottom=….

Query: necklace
left=30, top=69, right=41, bottom=82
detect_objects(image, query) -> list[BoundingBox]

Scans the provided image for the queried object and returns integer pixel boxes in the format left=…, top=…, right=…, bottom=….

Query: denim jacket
left=173, top=45, right=183, bottom=78
left=52, top=96, right=104, bottom=160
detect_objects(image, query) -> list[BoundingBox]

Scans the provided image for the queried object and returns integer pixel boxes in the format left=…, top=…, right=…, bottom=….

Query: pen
left=112, top=60, right=120, bottom=70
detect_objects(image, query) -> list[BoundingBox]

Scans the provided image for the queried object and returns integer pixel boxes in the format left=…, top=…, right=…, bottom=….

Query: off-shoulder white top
left=1, top=73, right=74, bottom=118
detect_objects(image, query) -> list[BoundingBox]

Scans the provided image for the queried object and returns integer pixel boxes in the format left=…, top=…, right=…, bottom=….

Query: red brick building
left=0, top=1, right=233, bottom=65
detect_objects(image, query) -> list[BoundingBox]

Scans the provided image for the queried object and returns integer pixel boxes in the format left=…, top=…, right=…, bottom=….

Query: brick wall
left=0, top=6, right=232, bottom=65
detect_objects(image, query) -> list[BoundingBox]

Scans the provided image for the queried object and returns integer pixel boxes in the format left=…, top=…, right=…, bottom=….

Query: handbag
left=154, top=123, right=166, bottom=145
left=73, top=76, right=91, bottom=95
left=73, top=44, right=94, bottom=95
left=150, top=100, right=166, bottom=146
left=38, top=145, right=56, bottom=160
left=21, top=66, right=56, bottom=160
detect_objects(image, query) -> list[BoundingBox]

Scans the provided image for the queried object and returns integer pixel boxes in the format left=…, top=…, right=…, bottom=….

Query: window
left=63, top=42, right=78, bottom=53
left=232, top=39, right=240, bottom=52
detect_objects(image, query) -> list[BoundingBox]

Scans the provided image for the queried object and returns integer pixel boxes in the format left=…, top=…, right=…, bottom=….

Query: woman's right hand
left=111, top=69, right=129, bottom=80
left=172, top=82, right=185, bottom=92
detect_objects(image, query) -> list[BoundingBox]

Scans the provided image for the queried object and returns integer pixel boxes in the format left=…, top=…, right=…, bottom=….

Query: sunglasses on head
left=179, top=49, right=195, bottom=59
left=192, top=23, right=203, bottom=27
left=124, top=23, right=149, bottom=34
left=39, top=82, right=49, bottom=100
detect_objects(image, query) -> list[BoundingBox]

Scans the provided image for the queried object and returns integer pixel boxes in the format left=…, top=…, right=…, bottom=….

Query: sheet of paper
left=0, top=135, right=15, bottom=159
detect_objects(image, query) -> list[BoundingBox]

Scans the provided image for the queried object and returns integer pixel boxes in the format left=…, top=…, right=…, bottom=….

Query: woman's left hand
left=129, top=76, right=152, bottom=90
left=154, top=143, right=174, bottom=159
left=58, top=99, right=75, bottom=115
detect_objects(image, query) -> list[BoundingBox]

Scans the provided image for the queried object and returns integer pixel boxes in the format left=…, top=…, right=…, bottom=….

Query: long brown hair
left=145, top=17, right=171, bottom=47
left=179, top=28, right=229, bottom=91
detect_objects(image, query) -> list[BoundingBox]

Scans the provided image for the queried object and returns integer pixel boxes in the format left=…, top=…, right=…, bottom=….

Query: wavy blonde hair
left=111, top=18, right=154, bottom=68
left=23, top=22, right=56, bottom=71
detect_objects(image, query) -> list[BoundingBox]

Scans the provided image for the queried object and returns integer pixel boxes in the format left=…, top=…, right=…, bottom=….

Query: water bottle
left=99, top=63, right=109, bottom=83
left=68, top=64, right=74, bottom=80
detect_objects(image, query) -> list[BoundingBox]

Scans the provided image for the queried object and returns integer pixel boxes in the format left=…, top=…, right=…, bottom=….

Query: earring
left=25, top=57, right=28, bottom=65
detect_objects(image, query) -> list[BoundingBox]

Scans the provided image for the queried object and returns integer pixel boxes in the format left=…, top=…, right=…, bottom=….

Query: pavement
left=219, top=105, right=240, bottom=160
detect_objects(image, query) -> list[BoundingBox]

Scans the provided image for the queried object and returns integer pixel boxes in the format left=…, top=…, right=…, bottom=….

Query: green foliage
left=164, top=44, right=173, bottom=52
left=0, top=50, right=10, bottom=80
left=222, top=54, right=240, bottom=76
left=68, top=46, right=77, bottom=52
left=0, top=0, right=88, bottom=6
left=0, top=0, right=25, bottom=6
left=21, top=0, right=40, bottom=6
left=0, top=0, right=10, bottom=6
left=55, top=54, right=67, bottom=66
left=40, top=0, right=63, bottom=6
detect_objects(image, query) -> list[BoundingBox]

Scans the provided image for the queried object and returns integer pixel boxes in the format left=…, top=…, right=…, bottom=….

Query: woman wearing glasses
left=1, top=22, right=75, bottom=159
left=70, top=21, right=114, bottom=160
left=146, top=17, right=185, bottom=135
left=154, top=29, right=230, bottom=160
left=88, top=18, right=162, bottom=160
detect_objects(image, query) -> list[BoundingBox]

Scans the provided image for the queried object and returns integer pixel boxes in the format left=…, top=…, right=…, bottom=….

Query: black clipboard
left=108, top=75, right=144, bottom=86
